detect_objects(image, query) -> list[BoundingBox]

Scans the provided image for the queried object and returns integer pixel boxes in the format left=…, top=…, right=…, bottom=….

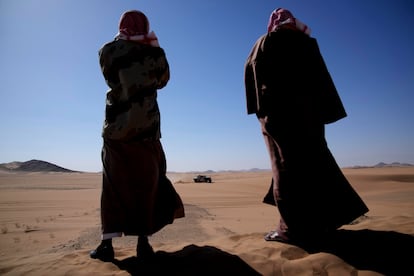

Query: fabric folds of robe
left=244, top=28, right=347, bottom=124
left=260, top=117, right=368, bottom=235
left=101, top=138, right=184, bottom=236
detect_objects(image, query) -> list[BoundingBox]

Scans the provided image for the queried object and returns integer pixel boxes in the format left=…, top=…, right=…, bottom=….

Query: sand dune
left=0, top=168, right=413, bottom=275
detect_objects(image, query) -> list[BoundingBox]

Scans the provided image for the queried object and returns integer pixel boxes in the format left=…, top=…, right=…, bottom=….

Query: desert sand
left=0, top=167, right=413, bottom=275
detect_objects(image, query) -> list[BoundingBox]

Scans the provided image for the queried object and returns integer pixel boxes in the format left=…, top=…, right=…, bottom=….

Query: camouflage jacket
left=99, top=39, right=170, bottom=141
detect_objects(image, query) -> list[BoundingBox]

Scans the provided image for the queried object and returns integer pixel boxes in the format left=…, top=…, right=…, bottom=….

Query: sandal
left=264, top=230, right=290, bottom=243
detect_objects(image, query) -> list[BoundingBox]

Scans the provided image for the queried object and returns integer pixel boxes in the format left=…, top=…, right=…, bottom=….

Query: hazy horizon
left=1, top=159, right=413, bottom=174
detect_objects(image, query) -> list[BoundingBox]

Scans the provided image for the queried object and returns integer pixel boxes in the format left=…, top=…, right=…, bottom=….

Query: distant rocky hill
left=0, top=159, right=77, bottom=173
left=349, top=162, right=413, bottom=169
left=373, top=162, right=413, bottom=167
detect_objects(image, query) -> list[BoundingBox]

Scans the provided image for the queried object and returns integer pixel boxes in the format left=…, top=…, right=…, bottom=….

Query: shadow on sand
left=112, top=244, right=261, bottom=276
left=111, top=229, right=414, bottom=276
left=301, top=229, right=414, bottom=276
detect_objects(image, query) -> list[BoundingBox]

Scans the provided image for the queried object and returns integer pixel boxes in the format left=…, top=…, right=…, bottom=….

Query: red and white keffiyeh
left=267, top=8, right=311, bottom=35
left=115, top=10, right=160, bottom=47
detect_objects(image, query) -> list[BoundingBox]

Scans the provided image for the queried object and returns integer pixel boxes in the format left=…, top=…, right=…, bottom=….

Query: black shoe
left=90, top=243, right=114, bottom=262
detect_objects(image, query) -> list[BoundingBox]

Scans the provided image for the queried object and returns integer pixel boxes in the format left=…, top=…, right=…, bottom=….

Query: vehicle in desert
left=193, top=175, right=212, bottom=183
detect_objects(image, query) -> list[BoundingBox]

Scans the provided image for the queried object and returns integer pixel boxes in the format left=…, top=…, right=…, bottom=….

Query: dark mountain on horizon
left=0, top=159, right=77, bottom=173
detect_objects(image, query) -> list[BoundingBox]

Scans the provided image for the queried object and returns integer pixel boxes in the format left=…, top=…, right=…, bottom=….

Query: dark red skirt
left=100, top=138, right=184, bottom=236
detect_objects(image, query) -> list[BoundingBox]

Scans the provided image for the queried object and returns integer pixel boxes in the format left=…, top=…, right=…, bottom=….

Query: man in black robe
left=244, top=8, right=368, bottom=243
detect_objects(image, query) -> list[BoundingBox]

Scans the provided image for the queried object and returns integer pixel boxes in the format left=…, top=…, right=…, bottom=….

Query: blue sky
left=1, top=0, right=413, bottom=172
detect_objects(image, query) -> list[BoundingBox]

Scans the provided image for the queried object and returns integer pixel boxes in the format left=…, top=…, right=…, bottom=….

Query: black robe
left=244, top=29, right=368, bottom=235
